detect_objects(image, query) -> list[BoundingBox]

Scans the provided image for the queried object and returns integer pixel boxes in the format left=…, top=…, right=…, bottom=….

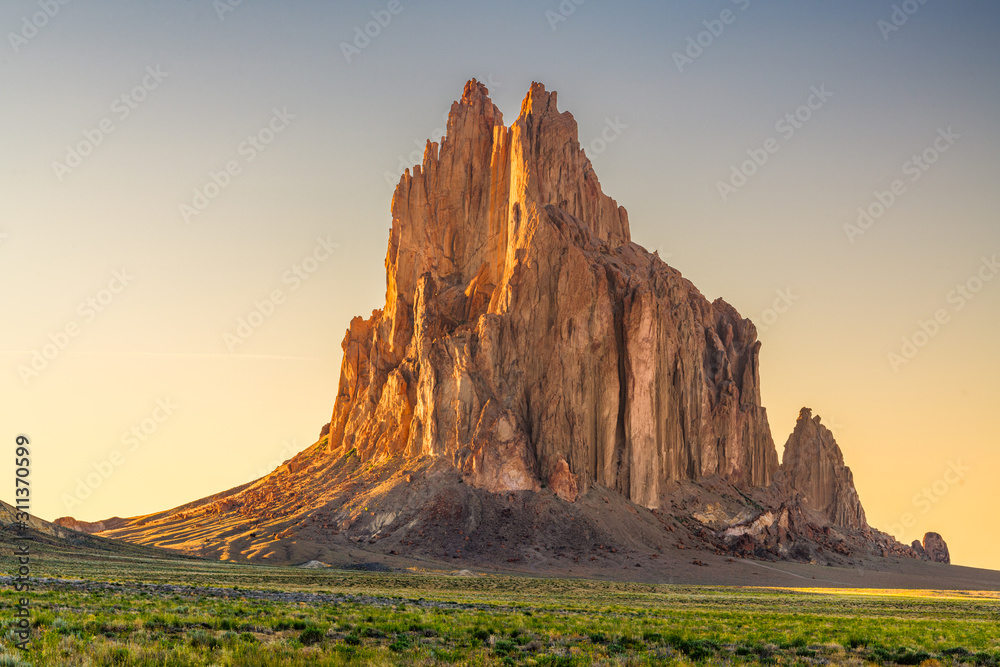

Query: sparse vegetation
left=1, top=547, right=998, bottom=665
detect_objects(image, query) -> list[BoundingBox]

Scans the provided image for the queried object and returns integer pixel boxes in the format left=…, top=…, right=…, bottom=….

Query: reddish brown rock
left=548, top=459, right=579, bottom=502
left=780, top=408, right=867, bottom=531
left=326, top=79, right=778, bottom=507
left=52, top=516, right=127, bottom=534
left=922, top=532, right=950, bottom=563
left=64, top=81, right=953, bottom=576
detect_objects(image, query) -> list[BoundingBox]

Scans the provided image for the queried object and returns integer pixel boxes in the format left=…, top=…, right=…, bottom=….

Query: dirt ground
left=85, top=454, right=1000, bottom=591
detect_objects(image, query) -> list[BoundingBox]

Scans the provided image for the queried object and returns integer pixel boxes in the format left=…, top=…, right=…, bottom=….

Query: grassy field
left=2, top=546, right=999, bottom=666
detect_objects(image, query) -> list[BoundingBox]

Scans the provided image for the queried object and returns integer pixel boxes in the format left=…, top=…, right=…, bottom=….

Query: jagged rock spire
left=781, top=408, right=868, bottom=531
left=328, top=80, right=778, bottom=507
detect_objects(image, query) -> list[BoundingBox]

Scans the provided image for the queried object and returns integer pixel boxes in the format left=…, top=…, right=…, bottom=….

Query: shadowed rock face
left=57, top=82, right=944, bottom=575
left=780, top=408, right=868, bottom=531
left=327, top=79, right=779, bottom=508
left=922, top=532, right=951, bottom=563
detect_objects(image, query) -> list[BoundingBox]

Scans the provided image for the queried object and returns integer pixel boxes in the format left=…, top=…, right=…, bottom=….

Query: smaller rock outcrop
left=780, top=408, right=867, bottom=531
left=53, top=516, right=127, bottom=534
left=922, top=532, right=951, bottom=563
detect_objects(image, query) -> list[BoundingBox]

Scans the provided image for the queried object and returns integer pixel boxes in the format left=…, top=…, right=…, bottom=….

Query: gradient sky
left=2, top=0, right=998, bottom=570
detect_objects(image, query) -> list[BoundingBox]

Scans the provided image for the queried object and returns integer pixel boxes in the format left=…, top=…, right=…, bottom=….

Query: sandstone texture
left=779, top=408, right=867, bottom=531
left=62, top=80, right=959, bottom=578
left=922, top=532, right=951, bottom=564
left=328, top=79, right=777, bottom=508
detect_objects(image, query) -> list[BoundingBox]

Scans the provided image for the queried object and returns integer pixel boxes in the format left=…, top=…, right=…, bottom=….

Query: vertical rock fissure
left=612, top=280, right=629, bottom=497
left=325, top=79, right=779, bottom=503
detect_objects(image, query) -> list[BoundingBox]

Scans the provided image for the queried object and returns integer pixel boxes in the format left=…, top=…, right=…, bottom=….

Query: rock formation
left=780, top=408, right=867, bottom=531
left=53, top=516, right=127, bottom=534
left=327, top=79, right=778, bottom=509
left=59, top=80, right=950, bottom=577
left=921, top=532, right=951, bottom=563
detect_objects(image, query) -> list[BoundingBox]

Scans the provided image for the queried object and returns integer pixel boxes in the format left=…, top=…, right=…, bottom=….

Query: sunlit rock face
left=325, top=79, right=778, bottom=507
left=52, top=81, right=950, bottom=575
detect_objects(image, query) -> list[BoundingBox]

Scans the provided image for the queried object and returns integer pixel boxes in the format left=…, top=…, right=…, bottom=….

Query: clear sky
left=2, top=0, right=998, bottom=570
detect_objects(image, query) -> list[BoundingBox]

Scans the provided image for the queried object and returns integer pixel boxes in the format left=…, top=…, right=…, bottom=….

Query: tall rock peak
left=453, top=78, right=503, bottom=128
left=461, top=77, right=491, bottom=104
left=328, top=79, right=778, bottom=508
left=68, top=81, right=937, bottom=574
left=781, top=407, right=867, bottom=531
left=519, top=81, right=557, bottom=117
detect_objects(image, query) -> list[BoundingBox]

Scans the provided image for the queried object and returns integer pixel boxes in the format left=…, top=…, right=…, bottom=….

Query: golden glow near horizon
left=1, top=1, right=998, bottom=570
